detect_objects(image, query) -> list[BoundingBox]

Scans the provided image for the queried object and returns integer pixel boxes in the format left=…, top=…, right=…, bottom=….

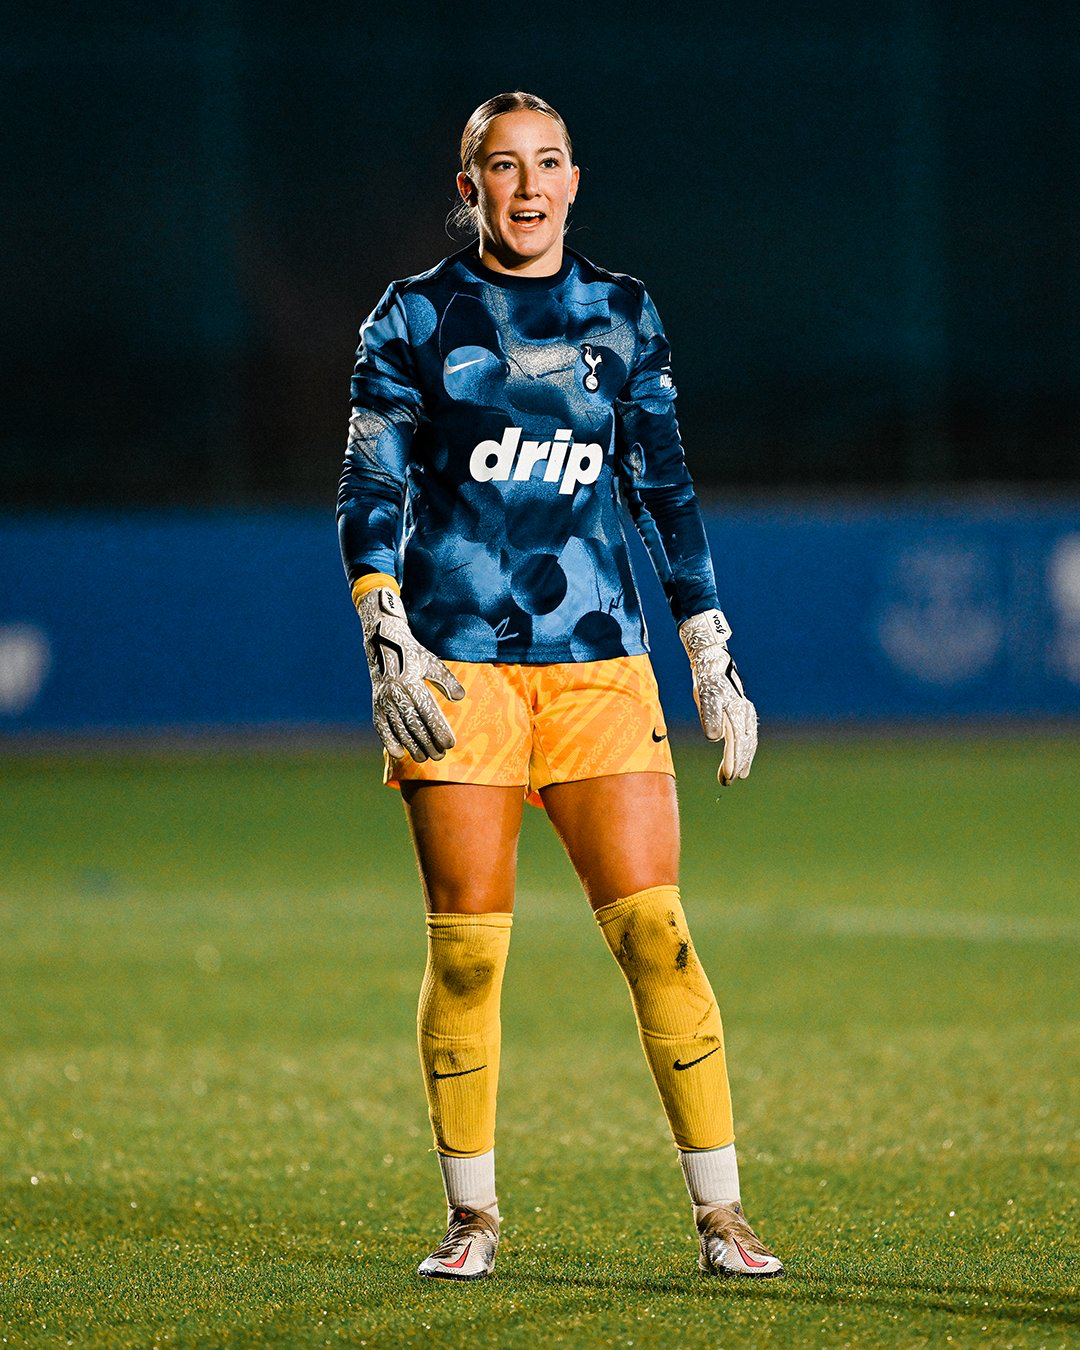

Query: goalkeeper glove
left=678, top=608, right=758, bottom=786
left=357, top=586, right=465, bottom=762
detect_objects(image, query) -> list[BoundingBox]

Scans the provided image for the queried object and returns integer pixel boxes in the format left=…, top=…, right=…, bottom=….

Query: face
left=458, top=109, right=579, bottom=275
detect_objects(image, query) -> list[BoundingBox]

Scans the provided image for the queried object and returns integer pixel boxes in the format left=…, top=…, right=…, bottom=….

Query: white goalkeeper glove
left=357, top=586, right=465, bottom=762
left=678, top=608, right=758, bottom=786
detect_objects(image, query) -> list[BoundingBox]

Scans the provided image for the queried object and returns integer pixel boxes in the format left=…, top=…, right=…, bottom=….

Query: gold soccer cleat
left=696, top=1202, right=785, bottom=1278
left=417, top=1205, right=500, bottom=1281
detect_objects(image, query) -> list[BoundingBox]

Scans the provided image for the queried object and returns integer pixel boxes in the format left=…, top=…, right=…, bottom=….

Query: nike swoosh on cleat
left=444, top=357, right=485, bottom=374
left=431, top=1064, right=486, bottom=1081
left=733, top=1238, right=769, bottom=1269
left=439, top=1241, right=473, bottom=1270
left=652, top=729, right=668, bottom=742
left=672, top=1047, right=721, bottom=1071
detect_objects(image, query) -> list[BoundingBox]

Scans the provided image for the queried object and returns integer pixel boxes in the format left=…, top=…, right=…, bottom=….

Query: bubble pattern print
left=338, top=246, right=719, bottom=664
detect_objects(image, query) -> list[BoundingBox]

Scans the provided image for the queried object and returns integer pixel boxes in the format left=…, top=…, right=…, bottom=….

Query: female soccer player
left=337, top=91, right=783, bottom=1282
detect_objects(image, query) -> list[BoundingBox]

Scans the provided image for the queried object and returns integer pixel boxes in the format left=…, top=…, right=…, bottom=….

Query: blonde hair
left=449, top=91, right=574, bottom=236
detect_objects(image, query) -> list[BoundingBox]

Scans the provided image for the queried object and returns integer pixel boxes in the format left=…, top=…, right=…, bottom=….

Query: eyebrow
left=484, top=147, right=564, bottom=160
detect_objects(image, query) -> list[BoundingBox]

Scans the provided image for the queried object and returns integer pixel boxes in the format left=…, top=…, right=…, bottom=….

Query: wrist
left=679, top=608, right=732, bottom=655
left=351, top=571, right=400, bottom=611
left=357, top=583, right=408, bottom=641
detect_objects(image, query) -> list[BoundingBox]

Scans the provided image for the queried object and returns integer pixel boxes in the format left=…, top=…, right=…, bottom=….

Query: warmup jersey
left=337, top=246, right=720, bottom=664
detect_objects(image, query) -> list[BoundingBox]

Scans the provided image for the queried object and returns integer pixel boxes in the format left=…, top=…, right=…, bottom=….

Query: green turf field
left=1, top=737, right=1077, bottom=1348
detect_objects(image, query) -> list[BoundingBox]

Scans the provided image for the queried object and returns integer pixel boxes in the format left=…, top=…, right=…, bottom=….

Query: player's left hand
left=678, top=608, right=758, bottom=786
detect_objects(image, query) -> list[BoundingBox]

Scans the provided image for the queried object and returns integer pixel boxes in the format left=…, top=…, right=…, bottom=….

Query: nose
left=516, top=164, right=540, bottom=197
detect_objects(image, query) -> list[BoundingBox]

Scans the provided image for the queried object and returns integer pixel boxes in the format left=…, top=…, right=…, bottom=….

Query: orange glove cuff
left=351, top=572, right=400, bottom=610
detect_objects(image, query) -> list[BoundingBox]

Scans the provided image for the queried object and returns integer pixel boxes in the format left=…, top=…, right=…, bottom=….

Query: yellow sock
left=595, top=885, right=734, bottom=1151
left=417, top=912, right=512, bottom=1158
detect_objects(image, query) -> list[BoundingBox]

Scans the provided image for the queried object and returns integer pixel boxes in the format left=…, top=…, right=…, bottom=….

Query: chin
left=512, top=234, right=559, bottom=261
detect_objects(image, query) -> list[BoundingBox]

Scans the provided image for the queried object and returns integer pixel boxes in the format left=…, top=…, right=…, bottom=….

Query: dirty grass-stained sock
left=594, top=885, right=733, bottom=1150
left=417, top=912, right=512, bottom=1157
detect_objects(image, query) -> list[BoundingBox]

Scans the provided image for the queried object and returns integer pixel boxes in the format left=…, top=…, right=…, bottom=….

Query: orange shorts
left=385, top=654, right=675, bottom=808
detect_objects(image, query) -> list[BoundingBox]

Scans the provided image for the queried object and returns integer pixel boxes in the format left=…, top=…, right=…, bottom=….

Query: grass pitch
left=0, top=735, right=1077, bottom=1348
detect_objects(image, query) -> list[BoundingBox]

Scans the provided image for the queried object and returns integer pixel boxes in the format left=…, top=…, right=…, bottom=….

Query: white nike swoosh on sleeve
left=444, top=357, right=486, bottom=373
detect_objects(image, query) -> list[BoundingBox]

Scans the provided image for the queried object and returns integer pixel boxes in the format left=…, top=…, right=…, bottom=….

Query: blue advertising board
left=2, top=502, right=1079, bottom=736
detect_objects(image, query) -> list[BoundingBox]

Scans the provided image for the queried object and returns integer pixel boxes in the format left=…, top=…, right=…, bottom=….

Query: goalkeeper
left=337, top=91, right=783, bottom=1282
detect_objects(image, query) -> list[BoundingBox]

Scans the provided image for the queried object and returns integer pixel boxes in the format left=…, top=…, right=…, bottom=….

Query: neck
left=478, top=238, right=565, bottom=277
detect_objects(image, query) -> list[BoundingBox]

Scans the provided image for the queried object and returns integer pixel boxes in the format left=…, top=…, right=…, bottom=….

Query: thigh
left=402, top=781, right=525, bottom=914
left=540, top=771, right=680, bottom=911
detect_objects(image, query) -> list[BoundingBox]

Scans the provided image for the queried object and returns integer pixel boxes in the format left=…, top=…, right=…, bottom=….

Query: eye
left=492, top=160, right=514, bottom=171
left=541, top=157, right=561, bottom=169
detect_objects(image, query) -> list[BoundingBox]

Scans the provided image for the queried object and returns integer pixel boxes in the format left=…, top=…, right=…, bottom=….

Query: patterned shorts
left=385, top=654, right=675, bottom=807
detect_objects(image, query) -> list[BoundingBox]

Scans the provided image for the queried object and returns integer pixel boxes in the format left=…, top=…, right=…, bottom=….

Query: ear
left=456, top=171, right=476, bottom=205
left=568, top=162, right=580, bottom=206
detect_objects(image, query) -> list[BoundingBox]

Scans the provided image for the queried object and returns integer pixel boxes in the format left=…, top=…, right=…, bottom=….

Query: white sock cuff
left=438, top=1149, right=499, bottom=1221
left=679, top=1142, right=740, bottom=1206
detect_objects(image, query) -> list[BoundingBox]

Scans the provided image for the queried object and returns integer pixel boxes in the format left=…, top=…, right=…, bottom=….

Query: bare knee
left=403, top=782, right=522, bottom=915
left=424, top=878, right=515, bottom=915
left=541, top=773, right=680, bottom=910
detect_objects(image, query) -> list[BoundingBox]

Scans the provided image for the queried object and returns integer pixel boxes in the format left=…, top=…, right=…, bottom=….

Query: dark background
left=4, top=1, right=1077, bottom=506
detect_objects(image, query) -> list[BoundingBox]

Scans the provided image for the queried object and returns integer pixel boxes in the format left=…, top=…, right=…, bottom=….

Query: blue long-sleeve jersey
left=337, top=245, right=720, bottom=664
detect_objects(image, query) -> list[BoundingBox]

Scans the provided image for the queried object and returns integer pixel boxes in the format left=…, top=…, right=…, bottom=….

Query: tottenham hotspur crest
left=581, top=344, right=602, bottom=392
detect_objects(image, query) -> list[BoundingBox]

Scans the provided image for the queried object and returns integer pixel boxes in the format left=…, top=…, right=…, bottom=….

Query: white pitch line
left=0, top=893, right=1076, bottom=948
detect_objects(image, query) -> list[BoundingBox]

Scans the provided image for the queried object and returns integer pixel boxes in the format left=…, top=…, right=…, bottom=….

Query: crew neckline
left=456, top=246, right=574, bottom=290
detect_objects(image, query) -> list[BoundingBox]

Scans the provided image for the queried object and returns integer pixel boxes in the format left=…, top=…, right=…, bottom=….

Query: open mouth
left=510, top=211, right=546, bottom=225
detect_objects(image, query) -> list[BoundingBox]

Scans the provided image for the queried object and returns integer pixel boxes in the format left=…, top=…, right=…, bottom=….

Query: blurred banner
left=2, top=503, right=1080, bottom=736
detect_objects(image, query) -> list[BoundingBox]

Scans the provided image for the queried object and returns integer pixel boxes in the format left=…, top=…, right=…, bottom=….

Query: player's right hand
left=678, top=608, right=758, bottom=785
left=357, top=587, right=465, bottom=762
